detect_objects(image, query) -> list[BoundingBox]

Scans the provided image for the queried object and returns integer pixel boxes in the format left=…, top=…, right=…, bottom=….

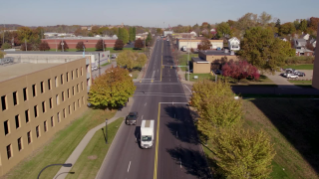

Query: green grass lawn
left=284, top=64, right=314, bottom=70
left=5, top=109, right=116, bottom=179
left=185, top=73, right=213, bottom=81
left=178, top=53, right=197, bottom=71
left=216, top=74, right=275, bottom=85
left=202, top=99, right=319, bottom=179
left=289, top=80, right=312, bottom=85
left=100, top=62, right=111, bottom=67
left=65, top=117, right=124, bottom=179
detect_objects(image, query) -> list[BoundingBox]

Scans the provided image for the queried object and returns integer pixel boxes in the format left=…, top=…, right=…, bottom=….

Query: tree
left=222, top=60, right=260, bottom=81
left=20, top=42, right=33, bottom=51
left=216, top=22, right=232, bottom=39
left=299, top=19, right=308, bottom=32
left=117, top=28, right=129, bottom=44
left=74, top=28, right=88, bottom=36
left=198, top=38, right=211, bottom=50
left=275, top=19, right=281, bottom=28
left=145, top=32, right=152, bottom=46
left=114, top=39, right=124, bottom=50
left=309, top=17, right=319, bottom=31
left=0, top=51, right=5, bottom=59
left=76, top=41, right=85, bottom=51
left=1, top=42, right=11, bottom=49
left=17, top=26, right=33, bottom=42
left=156, top=28, right=163, bottom=35
left=95, top=39, right=106, bottom=51
left=191, top=80, right=242, bottom=139
left=88, top=66, right=136, bottom=109
left=134, top=38, right=144, bottom=50
left=91, top=26, right=100, bottom=35
left=57, top=41, right=69, bottom=51
left=39, top=41, right=50, bottom=51
left=116, top=51, right=147, bottom=70
left=236, top=13, right=258, bottom=31
left=129, top=27, right=136, bottom=42
left=258, top=12, right=272, bottom=27
left=239, top=26, right=290, bottom=71
left=212, top=129, right=276, bottom=179
left=293, top=19, right=300, bottom=30
left=227, top=20, right=236, bottom=27
left=279, top=22, right=296, bottom=36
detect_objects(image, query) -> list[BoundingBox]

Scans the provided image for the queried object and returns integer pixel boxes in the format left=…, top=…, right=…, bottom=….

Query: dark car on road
left=126, top=112, right=138, bottom=125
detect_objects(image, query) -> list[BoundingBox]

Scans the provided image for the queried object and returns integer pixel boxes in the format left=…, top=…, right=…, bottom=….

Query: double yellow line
left=153, top=103, right=161, bottom=179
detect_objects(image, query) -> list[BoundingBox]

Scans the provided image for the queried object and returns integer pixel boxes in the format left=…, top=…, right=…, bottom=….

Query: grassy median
left=65, top=117, right=124, bottom=179
left=202, top=99, right=319, bottom=179
left=4, top=109, right=116, bottom=179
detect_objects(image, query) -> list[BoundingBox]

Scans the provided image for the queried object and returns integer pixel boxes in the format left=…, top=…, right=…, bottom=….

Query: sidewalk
left=53, top=97, right=134, bottom=179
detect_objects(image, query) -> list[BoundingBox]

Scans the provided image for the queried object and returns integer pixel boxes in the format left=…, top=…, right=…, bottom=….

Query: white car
left=287, top=73, right=299, bottom=79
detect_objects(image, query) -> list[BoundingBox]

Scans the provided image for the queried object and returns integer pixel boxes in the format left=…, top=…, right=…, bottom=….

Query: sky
left=1, top=0, right=319, bottom=27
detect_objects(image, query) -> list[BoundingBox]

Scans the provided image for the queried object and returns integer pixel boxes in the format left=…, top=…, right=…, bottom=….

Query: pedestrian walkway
left=53, top=97, right=134, bottom=179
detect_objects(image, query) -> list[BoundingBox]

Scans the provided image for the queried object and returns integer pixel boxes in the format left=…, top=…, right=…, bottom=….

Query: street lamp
left=37, top=163, right=72, bottom=179
left=61, top=39, right=64, bottom=52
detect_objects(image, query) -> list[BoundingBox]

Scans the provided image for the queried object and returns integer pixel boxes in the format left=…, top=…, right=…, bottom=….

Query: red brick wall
left=42, top=39, right=116, bottom=49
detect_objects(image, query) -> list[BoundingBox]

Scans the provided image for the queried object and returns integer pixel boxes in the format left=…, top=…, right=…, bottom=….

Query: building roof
left=0, top=63, right=59, bottom=82
left=4, top=51, right=109, bottom=55
left=296, top=38, right=307, bottom=46
left=43, top=36, right=117, bottom=40
left=192, top=57, right=209, bottom=63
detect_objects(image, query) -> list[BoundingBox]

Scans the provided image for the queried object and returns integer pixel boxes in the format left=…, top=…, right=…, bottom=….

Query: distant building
left=176, top=38, right=223, bottom=51
left=163, top=31, right=173, bottom=36
left=312, top=25, right=319, bottom=89
left=41, top=36, right=117, bottom=49
left=294, top=39, right=314, bottom=56
left=228, top=37, right=240, bottom=51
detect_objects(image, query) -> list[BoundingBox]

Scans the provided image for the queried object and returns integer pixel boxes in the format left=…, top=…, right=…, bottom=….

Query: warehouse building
left=175, top=38, right=223, bottom=51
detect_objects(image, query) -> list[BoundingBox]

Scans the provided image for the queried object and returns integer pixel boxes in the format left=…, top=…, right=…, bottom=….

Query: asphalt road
left=97, top=38, right=210, bottom=179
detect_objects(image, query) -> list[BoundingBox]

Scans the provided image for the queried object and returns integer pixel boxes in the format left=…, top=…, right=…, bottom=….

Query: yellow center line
left=153, top=102, right=161, bottom=179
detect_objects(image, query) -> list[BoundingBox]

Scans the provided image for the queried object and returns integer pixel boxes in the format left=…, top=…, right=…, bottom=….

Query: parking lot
left=265, top=69, right=313, bottom=86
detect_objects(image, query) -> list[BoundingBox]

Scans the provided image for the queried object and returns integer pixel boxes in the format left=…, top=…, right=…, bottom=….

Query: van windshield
left=141, top=136, right=152, bottom=141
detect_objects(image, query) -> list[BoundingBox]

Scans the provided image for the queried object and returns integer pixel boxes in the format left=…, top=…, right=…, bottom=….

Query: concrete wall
left=177, top=39, right=223, bottom=50
left=0, top=59, right=88, bottom=176
left=193, top=62, right=211, bottom=73
left=312, top=25, right=319, bottom=89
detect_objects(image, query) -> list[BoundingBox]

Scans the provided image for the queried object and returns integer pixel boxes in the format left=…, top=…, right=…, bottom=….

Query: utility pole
left=3, top=22, right=5, bottom=45
left=25, top=39, right=27, bottom=51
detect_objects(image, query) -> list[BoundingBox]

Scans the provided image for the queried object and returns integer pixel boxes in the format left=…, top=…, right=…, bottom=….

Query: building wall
left=42, top=39, right=116, bottom=49
left=312, top=25, right=319, bottom=89
left=0, top=59, right=88, bottom=176
left=193, top=62, right=211, bottom=73
left=177, top=39, right=223, bottom=50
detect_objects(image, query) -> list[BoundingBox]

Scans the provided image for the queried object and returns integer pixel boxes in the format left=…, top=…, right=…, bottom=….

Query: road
left=96, top=38, right=210, bottom=179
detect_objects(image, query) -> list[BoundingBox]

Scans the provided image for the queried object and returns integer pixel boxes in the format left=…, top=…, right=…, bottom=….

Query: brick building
left=42, top=37, right=117, bottom=49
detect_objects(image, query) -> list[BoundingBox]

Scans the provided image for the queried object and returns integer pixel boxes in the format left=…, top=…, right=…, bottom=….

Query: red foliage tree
left=39, top=41, right=50, bottom=51
left=309, top=17, right=319, bottom=31
left=95, top=40, right=106, bottom=51
left=198, top=38, right=212, bottom=50
left=76, top=41, right=85, bottom=51
left=58, top=41, right=69, bottom=51
left=222, top=60, right=259, bottom=81
left=134, top=38, right=144, bottom=50
left=20, top=43, right=33, bottom=51
left=114, top=39, right=124, bottom=50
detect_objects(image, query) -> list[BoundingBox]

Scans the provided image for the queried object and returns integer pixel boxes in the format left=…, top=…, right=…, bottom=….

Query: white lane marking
left=184, top=85, right=192, bottom=93
left=144, top=102, right=147, bottom=106
left=127, top=161, right=131, bottom=172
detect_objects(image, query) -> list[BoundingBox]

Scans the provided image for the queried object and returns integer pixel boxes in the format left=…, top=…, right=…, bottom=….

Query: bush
left=114, top=39, right=124, bottom=50
left=285, top=56, right=314, bottom=65
left=95, top=39, right=106, bottom=51
left=222, top=60, right=260, bottom=81
left=20, top=43, right=33, bottom=51
left=134, top=39, right=144, bottom=50
left=39, top=41, right=50, bottom=51
left=57, top=41, right=69, bottom=51
left=1, top=42, right=11, bottom=49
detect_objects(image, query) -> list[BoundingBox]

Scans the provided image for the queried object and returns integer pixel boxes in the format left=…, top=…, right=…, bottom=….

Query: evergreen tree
left=122, top=28, right=129, bottom=44
left=275, top=19, right=281, bottom=28
left=299, top=19, right=308, bottom=32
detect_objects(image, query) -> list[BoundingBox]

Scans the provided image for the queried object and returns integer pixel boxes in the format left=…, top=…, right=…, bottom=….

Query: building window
left=34, top=105, right=38, bottom=118
left=17, top=137, right=23, bottom=151
left=61, top=74, right=64, bottom=85
left=76, top=68, right=79, bottom=78
left=82, top=96, right=84, bottom=105
left=36, top=126, right=40, bottom=138
left=62, top=91, right=65, bottom=102
left=56, top=95, right=59, bottom=105
left=25, top=110, right=29, bottom=123
left=68, top=105, right=71, bottom=114
left=32, top=84, right=36, bottom=97
left=57, top=112, right=60, bottom=123
left=44, top=121, right=47, bottom=132
left=13, top=91, right=18, bottom=106
left=66, top=72, right=69, bottom=82
left=55, top=76, right=58, bottom=87
left=15, top=115, right=20, bottom=129
left=48, top=79, right=51, bottom=90
left=67, top=89, right=70, bottom=98
left=72, top=86, right=75, bottom=95
left=71, top=71, right=74, bottom=80
left=40, top=81, right=44, bottom=93
left=51, top=116, right=54, bottom=127
left=81, top=82, right=84, bottom=91
left=4, top=120, right=9, bottom=135
left=42, top=101, right=46, bottom=113
left=27, top=131, right=32, bottom=144
left=1, top=95, right=7, bottom=111
left=78, top=99, right=80, bottom=107
left=73, top=102, right=76, bottom=111
left=80, top=67, right=83, bottom=76
left=63, top=108, right=66, bottom=118
left=77, top=84, right=79, bottom=92
left=23, top=88, right=28, bottom=101
left=6, top=144, right=12, bottom=159
left=49, top=98, right=52, bottom=109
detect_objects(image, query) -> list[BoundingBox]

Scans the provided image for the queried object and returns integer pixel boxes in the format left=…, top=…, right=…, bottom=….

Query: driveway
left=264, top=71, right=295, bottom=86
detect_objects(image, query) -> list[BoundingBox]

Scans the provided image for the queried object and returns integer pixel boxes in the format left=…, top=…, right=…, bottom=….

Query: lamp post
left=37, top=163, right=72, bottom=179
left=61, top=40, right=64, bottom=52
left=105, top=119, right=108, bottom=144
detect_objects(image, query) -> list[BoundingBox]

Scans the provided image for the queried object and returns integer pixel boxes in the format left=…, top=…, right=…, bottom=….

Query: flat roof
left=4, top=51, right=109, bottom=55
left=0, top=63, right=59, bottom=82
left=201, top=50, right=236, bottom=56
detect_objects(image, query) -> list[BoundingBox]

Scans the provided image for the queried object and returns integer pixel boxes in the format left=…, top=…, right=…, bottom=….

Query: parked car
left=294, top=70, right=306, bottom=77
left=287, top=73, right=299, bottom=79
left=126, top=112, right=138, bottom=125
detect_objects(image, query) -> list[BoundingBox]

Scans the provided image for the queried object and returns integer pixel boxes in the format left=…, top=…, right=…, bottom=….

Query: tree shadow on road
left=166, top=146, right=213, bottom=179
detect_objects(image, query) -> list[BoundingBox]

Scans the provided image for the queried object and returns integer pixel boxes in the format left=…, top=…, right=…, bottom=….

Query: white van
left=140, top=120, right=155, bottom=148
